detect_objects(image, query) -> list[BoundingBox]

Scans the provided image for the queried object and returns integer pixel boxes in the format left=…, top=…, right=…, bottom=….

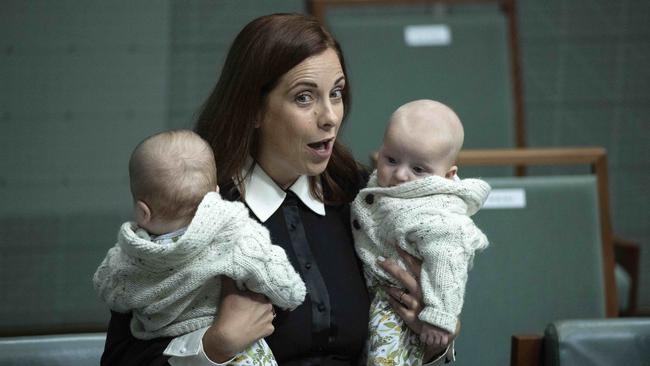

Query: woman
left=101, top=13, right=455, bottom=365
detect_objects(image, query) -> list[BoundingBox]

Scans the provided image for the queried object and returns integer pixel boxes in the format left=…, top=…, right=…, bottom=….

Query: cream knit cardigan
left=93, top=192, right=306, bottom=340
left=351, top=172, right=489, bottom=333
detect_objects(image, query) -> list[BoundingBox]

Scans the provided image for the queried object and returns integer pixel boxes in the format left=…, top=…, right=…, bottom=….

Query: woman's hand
left=202, top=277, right=275, bottom=362
left=378, top=246, right=425, bottom=333
left=378, top=247, right=459, bottom=361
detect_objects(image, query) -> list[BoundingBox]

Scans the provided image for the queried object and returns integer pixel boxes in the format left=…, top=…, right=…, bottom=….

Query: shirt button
left=289, top=223, right=296, bottom=230
left=305, top=262, right=312, bottom=270
left=365, top=194, right=374, bottom=204
left=317, top=303, right=326, bottom=312
left=352, top=219, right=360, bottom=230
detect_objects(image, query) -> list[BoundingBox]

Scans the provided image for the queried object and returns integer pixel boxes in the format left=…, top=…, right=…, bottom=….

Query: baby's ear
left=134, top=200, right=152, bottom=227
left=445, top=165, right=458, bottom=179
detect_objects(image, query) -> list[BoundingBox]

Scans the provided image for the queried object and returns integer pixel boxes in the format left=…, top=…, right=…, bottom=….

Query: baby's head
left=129, top=130, right=218, bottom=235
left=376, top=99, right=464, bottom=187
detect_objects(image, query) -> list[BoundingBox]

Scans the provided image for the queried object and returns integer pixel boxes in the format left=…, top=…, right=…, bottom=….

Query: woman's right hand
left=202, top=277, right=275, bottom=362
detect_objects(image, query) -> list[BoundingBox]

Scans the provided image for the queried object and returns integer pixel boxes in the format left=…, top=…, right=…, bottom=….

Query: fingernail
left=377, top=256, right=386, bottom=262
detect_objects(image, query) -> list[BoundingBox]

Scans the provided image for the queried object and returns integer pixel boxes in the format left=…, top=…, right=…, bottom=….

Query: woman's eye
left=330, top=87, right=343, bottom=100
left=295, top=93, right=313, bottom=105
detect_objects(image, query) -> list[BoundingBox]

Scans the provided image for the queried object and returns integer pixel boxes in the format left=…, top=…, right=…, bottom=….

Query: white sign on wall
left=404, top=24, right=452, bottom=47
left=483, top=188, right=527, bottom=209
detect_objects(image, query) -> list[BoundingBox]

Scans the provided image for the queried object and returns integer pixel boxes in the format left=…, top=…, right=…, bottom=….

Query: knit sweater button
left=305, top=262, right=312, bottom=270
left=365, top=194, right=374, bottom=204
left=352, top=219, right=360, bottom=230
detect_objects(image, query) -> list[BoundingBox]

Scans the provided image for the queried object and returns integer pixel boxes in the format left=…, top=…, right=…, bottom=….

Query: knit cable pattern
left=352, top=172, right=490, bottom=333
left=93, top=192, right=306, bottom=340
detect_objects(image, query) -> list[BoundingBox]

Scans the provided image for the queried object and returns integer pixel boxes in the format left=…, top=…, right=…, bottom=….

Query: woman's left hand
left=378, top=246, right=458, bottom=361
left=378, top=246, right=425, bottom=334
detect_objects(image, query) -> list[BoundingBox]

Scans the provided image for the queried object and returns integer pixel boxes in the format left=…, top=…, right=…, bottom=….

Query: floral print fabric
left=366, top=288, right=424, bottom=366
left=230, top=339, right=278, bottom=366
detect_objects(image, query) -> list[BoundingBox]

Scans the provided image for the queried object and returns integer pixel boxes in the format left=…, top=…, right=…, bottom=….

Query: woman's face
left=256, top=48, right=346, bottom=189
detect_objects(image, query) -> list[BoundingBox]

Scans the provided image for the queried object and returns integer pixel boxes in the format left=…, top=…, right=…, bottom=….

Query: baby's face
left=376, top=123, right=451, bottom=187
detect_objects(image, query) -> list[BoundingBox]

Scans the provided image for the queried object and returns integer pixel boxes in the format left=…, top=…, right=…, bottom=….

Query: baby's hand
left=420, top=323, right=450, bottom=348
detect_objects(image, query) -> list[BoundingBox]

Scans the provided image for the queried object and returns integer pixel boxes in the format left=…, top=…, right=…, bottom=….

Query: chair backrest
left=458, top=147, right=618, bottom=316
left=319, top=2, right=517, bottom=173
left=544, top=318, right=650, bottom=366
left=456, top=175, right=607, bottom=366
left=0, top=332, right=106, bottom=366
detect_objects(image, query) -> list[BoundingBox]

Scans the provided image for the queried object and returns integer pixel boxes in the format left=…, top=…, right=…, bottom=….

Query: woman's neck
left=255, top=159, right=299, bottom=190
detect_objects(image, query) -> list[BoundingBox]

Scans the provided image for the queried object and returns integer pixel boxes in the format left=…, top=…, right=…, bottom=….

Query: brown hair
left=195, top=13, right=361, bottom=204
left=129, top=130, right=217, bottom=220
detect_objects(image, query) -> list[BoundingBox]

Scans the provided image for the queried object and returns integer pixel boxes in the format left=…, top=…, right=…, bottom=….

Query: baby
left=351, top=100, right=490, bottom=365
left=93, top=130, right=306, bottom=365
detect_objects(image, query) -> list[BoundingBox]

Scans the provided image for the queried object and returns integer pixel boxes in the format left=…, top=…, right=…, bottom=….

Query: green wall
left=167, top=0, right=305, bottom=129
left=0, top=1, right=172, bottom=332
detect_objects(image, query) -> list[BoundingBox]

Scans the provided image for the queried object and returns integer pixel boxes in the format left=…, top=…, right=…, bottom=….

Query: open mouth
left=307, top=137, right=334, bottom=152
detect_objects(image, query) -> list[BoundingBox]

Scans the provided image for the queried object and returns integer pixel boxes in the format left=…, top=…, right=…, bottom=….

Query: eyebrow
left=290, top=81, right=318, bottom=90
left=289, top=76, right=346, bottom=91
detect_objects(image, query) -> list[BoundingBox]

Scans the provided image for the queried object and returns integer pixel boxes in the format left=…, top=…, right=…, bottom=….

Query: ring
left=398, top=290, right=406, bottom=305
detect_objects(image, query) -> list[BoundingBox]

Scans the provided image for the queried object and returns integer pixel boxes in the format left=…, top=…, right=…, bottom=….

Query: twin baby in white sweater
left=352, top=100, right=489, bottom=365
left=93, top=99, right=488, bottom=365
left=93, top=130, right=304, bottom=363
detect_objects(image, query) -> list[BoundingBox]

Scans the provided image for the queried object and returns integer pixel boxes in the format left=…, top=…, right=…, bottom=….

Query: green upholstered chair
left=0, top=333, right=106, bottom=366
left=543, top=318, right=650, bottom=366
left=457, top=174, right=607, bottom=366
left=455, top=148, right=649, bottom=366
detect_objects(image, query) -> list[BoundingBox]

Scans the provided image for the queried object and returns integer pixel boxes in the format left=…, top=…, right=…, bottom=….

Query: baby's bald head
left=129, top=130, right=217, bottom=221
left=387, top=99, right=464, bottom=170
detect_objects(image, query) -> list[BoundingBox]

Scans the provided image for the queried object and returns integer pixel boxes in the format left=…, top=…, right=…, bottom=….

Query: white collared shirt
left=242, top=161, right=325, bottom=222
left=164, top=162, right=324, bottom=365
